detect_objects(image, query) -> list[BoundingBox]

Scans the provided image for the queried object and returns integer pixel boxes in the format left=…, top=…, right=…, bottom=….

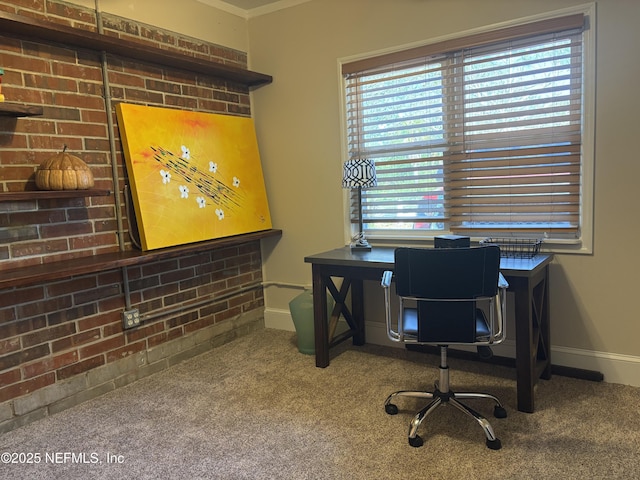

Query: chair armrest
left=381, top=270, right=393, bottom=288
left=490, top=273, right=509, bottom=344
left=380, top=270, right=402, bottom=342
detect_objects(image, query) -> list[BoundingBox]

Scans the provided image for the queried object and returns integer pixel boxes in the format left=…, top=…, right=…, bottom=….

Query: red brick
left=53, top=92, right=104, bottom=110
left=124, top=321, right=164, bottom=342
left=166, top=311, right=198, bottom=329
left=0, top=337, right=21, bottom=355
left=51, top=62, right=102, bottom=81
left=11, top=239, right=69, bottom=257
left=51, top=328, right=101, bottom=353
left=147, top=331, right=168, bottom=348
left=47, top=304, right=97, bottom=326
left=0, top=51, right=50, bottom=74
left=73, top=283, right=120, bottom=305
left=164, top=289, right=197, bottom=307
left=77, top=311, right=120, bottom=332
left=23, top=73, right=79, bottom=92
left=9, top=209, right=67, bottom=225
left=165, top=95, right=198, bottom=109
left=0, top=307, right=16, bottom=323
left=69, top=232, right=116, bottom=250
left=229, top=292, right=255, bottom=309
left=17, top=295, right=72, bottom=319
left=0, top=286, right=44, bottom=308
left=43, top=105, right=82, bottom=121
left=106, top=340, right=146, bottom=363
left=142, top=283, right=178, bottom=301
left=97, top=296, right=125, bottom=315
left=22, top=350, right=79, bottom=378
left=0, top=131, right=26, bottom=150
left=57, top=122, right=107, bottom=138
left=40, top=221, right=94, bottom=238
left=227, top=272, right=254, bottom=288
left=0, top=317, right=46, bottom=340
left=0, top=368, right=22, bottom=388
left=0, top=344, right=51, bottom=371
left=145, top=79, right=181, bottom=94
left=215, top=306, right=242, bottom=323
left=22, top=322, right=76, bottom=348
left=9, top=87, right=55, bottom=106
left=160, top=268, right=195, bottom=284
left=56, top=356, right=104, bottom=380
left=79, top=336, right=125, bottom=359
left=0, top=166, right=34, bottom=181
left=184, top=316, right=214, bottom=334
left=0, top=373, right=56, bottom=403
left=46, top=277, right=98, bottom=297
left=83, top=137, right=110, bottom=151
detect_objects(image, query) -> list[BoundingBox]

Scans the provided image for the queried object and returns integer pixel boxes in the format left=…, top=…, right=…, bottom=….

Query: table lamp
left=342, top=157, right=377, bottom=250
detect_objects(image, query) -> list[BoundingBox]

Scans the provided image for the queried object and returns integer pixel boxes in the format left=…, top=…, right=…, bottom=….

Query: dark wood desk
left=304, top=247, right=553, bottom=413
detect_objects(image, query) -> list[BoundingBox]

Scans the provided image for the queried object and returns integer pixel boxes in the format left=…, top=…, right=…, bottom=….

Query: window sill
left=360, top=232, right=591, bottom=255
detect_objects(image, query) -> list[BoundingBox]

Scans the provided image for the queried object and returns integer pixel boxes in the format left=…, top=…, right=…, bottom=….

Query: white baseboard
left=264, top=307, right=296, bottom=331
left=264, top=308, right=640, bottom=387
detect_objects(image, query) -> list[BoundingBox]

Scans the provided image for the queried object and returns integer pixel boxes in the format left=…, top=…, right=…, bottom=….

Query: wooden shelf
left=0, top=102, right=44, bottom=117
left=0, top=11, right=272, bottom=88
left=0, top=228, right=282, bottom=290
left=0, top=189, right=111, bottom=202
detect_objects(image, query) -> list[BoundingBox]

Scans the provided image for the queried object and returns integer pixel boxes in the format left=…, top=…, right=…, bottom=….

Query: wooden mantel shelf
left=0, top=102, right=44, bottom=117
left=0, top=228, right=282, bottom=290
left=0, top=189, right=111, bottom=201
left=0, top=11, right=272, bottom=88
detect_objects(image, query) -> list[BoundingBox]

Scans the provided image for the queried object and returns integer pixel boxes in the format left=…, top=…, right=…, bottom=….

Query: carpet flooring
left=1, top=328, right=638, bottom=479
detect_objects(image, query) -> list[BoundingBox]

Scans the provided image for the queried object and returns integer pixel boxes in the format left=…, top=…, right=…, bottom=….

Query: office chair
left=380, top=246, right=509, bottom=450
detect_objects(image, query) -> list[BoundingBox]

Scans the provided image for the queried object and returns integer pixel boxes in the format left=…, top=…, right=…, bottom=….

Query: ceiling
left=218, top=0, right=283, bottom=8
left=196, top=0, right=309, bottom=17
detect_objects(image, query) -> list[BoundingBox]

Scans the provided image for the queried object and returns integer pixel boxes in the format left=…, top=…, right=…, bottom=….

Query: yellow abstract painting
left=116, top=103, right=272, bottom=251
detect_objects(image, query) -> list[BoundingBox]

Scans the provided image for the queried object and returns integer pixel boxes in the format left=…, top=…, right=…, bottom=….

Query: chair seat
left=402, top=307, right=490, bottom=342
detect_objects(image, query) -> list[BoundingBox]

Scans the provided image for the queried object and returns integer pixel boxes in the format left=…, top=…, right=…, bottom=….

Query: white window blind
left=343, top=14, right=586, bottom=236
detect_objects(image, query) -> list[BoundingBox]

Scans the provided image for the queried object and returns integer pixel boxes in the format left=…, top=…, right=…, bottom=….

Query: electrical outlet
left=122, top=309, right=140, bottom=329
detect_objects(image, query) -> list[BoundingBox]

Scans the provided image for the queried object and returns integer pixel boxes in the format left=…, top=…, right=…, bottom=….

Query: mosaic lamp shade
left=342, top=158, right=377, bottom=250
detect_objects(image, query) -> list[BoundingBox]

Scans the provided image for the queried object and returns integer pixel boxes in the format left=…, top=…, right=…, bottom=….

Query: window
left=342, top=12, right=593, bottom=249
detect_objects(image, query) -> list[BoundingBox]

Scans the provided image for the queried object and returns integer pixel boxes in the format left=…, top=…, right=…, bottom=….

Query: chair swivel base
left=385, top=386, right=507, bottom=450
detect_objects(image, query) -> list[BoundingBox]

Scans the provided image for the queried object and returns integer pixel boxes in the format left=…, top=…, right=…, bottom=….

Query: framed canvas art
left=116, top=103, right=272, bottom=250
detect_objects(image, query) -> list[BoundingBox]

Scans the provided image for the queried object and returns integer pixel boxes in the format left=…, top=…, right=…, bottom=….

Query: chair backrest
left=394, top=246, right=501, bottom=343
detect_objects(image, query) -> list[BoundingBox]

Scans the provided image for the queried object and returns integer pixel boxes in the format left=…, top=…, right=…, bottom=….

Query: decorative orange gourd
left=35, top=146, right=94, bottom=190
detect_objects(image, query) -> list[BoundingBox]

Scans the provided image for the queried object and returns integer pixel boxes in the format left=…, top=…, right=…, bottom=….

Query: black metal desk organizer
left=480, top=237, right=542, bottom=258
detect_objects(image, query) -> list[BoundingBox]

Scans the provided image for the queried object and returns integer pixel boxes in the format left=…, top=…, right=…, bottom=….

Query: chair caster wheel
left=385, top=404, right=398, bottom=415
left=494, top=405, right=507, bottom=418
left=409, top=435, right=424, bottom=448
left=486, top=438, right=502, bottom=450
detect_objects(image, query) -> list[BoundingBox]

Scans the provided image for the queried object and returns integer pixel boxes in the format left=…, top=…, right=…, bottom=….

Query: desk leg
left=513, top=277, right=535, bottom=413
left=350, top=278, right=365, bottom=346
left=540, top=265, right=552, bottom=381
left=312, top=264, right=330, bottom=368
left=513, top=265, right=551, bottom=413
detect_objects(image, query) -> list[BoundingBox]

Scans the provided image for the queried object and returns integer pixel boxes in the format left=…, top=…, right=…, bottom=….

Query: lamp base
left=350, top=232, right=372, bottom=250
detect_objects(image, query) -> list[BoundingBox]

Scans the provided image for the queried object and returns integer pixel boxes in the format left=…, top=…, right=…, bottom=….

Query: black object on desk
left=304, top=246, right=553, bottom=413
left=434, top=234, right=470, bottom=249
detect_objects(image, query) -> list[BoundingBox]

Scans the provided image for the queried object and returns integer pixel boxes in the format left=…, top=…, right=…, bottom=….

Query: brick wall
left=0, top=0, right=267, bottom=432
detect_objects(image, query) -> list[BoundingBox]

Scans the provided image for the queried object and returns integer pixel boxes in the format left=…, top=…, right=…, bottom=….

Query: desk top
left=304, top=246, right=553, bottom=275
